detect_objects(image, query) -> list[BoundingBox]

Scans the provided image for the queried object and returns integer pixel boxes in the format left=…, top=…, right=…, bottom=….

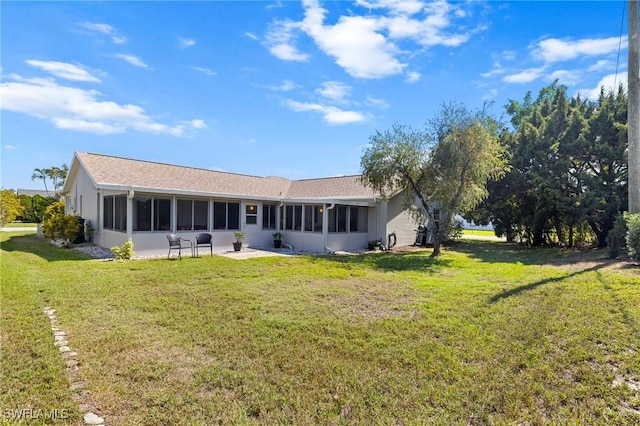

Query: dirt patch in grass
left=326, top=278, right=418, bottom=323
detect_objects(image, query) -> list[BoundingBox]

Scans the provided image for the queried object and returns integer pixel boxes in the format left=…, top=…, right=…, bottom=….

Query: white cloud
left=115, top=54, right=149, bottom=68
left=265, top=0, right=480, bottom=79
left=546, top=69, right=582, bottom=86
left=190, top=119, right=207, bottom=129
left=577, top=72, right=627, bottom=100
left=191, top=66, right=217, bottom=76
left=26, top=60, right=101, bottom=82
left=316, top=81, right=352, bottom=102
left=264, top=20, right=310, bottom=61
left=405, top=71, right=421, bottom=83
left=482, top=88, right=498, bottom=100
left=365, top=95, right=389, bottom=108
left=268, top=80, right=299, bottom=91
left=502, top=50, right=517, bottom=61
left=4, top=144, right=17, bottom=150
left=503, top=67, right=546, bottom=83
left=588, top=59, right=615, bottom=72
left=179, top=38, right=196, bottom=48
left=301, top=1, right=405, bottom=78
left=356, top=0, right=425, bottom=15
left=245, top=32, right=259, bottom=40
left=480, top=67, right=505, bottom=78
left=0, top=75, right=198, bottom=136
left=533, top=37, right=626, bottom=63
left=283, top=99, right=367, bottom=125
left=79, top=21, right=127, bottom=44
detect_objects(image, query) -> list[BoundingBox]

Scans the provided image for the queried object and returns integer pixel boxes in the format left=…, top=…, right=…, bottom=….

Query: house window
left=304, top=205, right=323, bottom=232
left=194, top=201, right=208, bottom=230
left=154, top=198, right=171, bottom=231
left=246, top=205, right=258, bottom=225
left=284, top=205, right=293, bottom=230
left=337, top=206, right=347, bottom=232
left=134, top=196, right=152, bottom=231
left=350, top=207, right=368, bottom=232
left=283, top=204, right=302, bottom=231
left=304, top=206, right=313, bottom=231
left=294, top=205, right=302, bottom=231
left=328, top=205, right=367, bottom=233
left=177, top=199, right=192, bottom=231
left=103, top=194, right=127, bottom=232
left=262, top=204, right=277, bottom=230
left=133, top=196, right=171, bottom=232
left=177, top=199, right=209, bottom=231
left=103, top=196, right=113, bottom=230
left=328, top=208, right=336, bottom=233
left=213, top=201, right=240, bottom=230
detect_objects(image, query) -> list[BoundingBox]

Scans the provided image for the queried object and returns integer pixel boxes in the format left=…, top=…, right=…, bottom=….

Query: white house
left=62, top=152, right=423, bottom=257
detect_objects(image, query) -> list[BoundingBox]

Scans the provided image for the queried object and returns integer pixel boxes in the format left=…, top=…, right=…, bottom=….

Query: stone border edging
left=43, top=307, right=106, bottom=425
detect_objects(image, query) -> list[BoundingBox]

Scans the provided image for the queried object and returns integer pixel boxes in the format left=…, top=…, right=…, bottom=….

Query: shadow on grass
left=319, top=250, right=453, bottom=273
left=0, top=233, right=90, bottom=262
left=488, top=263, right=606, bottom=304
left=453, top=239, right=609, bottom=268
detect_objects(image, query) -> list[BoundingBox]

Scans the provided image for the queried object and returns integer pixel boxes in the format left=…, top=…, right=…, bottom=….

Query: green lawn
left=2, top=232, right=639, bottom=425
left=2, top=222, right=38, bottom=228
left=462, top=228, right=496, bottom=237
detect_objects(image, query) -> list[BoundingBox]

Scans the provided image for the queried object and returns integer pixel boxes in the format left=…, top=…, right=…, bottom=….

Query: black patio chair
left=195, top=233, right=213, bottom=257
left=167, top=233, right=193, bottom=259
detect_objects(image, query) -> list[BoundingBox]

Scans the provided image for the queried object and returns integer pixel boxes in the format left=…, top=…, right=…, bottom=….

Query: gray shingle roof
left=73, top=152, right=376, bottom=201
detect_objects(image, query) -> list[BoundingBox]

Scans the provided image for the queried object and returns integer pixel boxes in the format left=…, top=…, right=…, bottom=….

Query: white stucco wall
left=65, top=166, right=101, bottom=244
left=385, top=194, right=420, bottom=247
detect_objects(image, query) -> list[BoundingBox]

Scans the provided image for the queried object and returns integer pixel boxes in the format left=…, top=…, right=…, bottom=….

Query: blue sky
left=0, top=0, right=631, bottom=192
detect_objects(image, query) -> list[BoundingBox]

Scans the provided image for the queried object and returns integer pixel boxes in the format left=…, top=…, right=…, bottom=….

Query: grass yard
left=2, top=232, right=640, bottom=425
left=462, top=229, right=496, bottom=237
left=2, top=222, right=38, bottom=228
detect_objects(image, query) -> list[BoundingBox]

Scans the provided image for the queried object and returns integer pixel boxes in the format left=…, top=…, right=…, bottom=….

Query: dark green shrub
left=625, top=213, right=640, bottom=262
left=17, top=194, right=57, bottom=223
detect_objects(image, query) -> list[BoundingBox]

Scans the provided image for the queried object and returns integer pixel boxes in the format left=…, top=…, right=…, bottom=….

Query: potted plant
left=368, top=240, right=382, bottom=250
left=233, top=232, right=245, bottom=251
left=272, top=231, right=284, bottom=248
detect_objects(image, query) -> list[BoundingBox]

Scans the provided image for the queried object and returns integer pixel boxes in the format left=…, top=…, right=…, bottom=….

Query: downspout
left=126, top=189, right=135, bottom=243
left=323, top=203, right=335, bottom=253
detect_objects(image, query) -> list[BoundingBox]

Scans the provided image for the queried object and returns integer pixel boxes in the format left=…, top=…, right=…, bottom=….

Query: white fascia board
left=95, top=184, right=282, bottom=201
left=282, top=196, right=376, bottom=207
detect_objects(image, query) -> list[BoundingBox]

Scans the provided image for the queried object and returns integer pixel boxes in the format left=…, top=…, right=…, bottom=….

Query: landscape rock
left=83, top=412, right=105, bottom=425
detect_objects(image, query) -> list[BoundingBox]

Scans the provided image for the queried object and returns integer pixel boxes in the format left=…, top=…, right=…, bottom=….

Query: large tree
left=48, top=164, right=69, bottom=194
left=471, top=82, right=627, bottom=247
left=31, top=167, right=51, bottom=194
left=360, top=103, right=507, bottom=257
left=30, top=164, right=69, bottom=196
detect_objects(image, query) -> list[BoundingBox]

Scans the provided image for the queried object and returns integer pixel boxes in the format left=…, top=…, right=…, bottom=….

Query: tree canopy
left=467, top=82, right=628, bottom=247
left=30, top=164, right=69, bottom=196
left=360, top=102, right=507, bottom=256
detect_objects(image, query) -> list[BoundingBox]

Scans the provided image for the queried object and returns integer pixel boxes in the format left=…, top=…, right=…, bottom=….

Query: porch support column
left=126, top=190, right=134, bottom=243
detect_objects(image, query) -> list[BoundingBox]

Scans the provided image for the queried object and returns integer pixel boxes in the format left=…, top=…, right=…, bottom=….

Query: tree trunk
left=588, top=221, right=608, bottom=247
left=568, top=226, right=574, bottom=248
left=431, top=238, right=441, bottom=257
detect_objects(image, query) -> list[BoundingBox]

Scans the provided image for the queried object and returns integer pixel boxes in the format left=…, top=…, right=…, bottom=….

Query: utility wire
left=614, top=1, right=626, bottom=92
